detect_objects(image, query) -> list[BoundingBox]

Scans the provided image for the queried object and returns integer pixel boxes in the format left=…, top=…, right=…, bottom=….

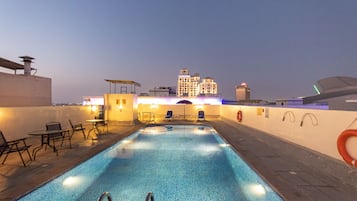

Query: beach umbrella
left=176, top=99, right=192, bottom=104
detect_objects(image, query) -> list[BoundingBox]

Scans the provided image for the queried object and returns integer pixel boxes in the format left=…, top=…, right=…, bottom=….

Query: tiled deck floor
left=1, top=119, right=357, bottom=201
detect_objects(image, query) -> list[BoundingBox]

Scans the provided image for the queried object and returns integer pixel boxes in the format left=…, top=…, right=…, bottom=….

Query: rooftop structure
left=0, top=56, right=36, bottom=75
left=303, top=76, right=357, bottom=111
left=148, top=86, right=176, bottom=97
left=105, top=79, right=141, bottom=94
left=0, top=56, right=51, bottom=106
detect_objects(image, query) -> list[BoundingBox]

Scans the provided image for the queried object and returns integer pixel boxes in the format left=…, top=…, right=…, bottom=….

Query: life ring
left=237, top=110, right=243, bottom=122
left=337, top=129, right=357, bottom=167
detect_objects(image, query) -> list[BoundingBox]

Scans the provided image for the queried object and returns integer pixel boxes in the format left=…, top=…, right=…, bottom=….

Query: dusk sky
left=1, top=0, right=357, bottom=103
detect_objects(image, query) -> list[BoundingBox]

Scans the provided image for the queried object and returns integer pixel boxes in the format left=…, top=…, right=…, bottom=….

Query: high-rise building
left=236, top=82, right=250, bottom=101
left=199, top=77, right=217, bottom=96
left=177, top=68, right=218, bottom=97
left=177, top=68, right=201, bottom=97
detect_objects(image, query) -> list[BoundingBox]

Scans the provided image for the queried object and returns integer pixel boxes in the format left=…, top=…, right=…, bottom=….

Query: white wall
left=104, top=94, right=138, bottom=123
left=1, top=103, right=355, bottom=163
left=0, top=106, right=95, bottom=140
left=0, top=73, right=51, bottom=106
left=137, top=104, right=220, bottom=121
left=221, top=105, right=357, bottom=161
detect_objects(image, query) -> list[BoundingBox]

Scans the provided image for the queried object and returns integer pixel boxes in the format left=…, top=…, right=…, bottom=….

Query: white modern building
left=177, top=68, right=218, bottom=97
left=199, top=77, right=217, bottom=96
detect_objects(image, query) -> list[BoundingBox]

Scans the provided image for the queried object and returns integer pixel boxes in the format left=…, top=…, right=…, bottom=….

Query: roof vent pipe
left=19, top=56, right=34, bottom=76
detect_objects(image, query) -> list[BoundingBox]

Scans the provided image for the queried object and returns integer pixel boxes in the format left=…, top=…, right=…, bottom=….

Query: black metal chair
left=45, top=122, right=71, bottom=155
left=0, top=130, right=32, bottom=166
left=68, top=119, right=86, bottom=139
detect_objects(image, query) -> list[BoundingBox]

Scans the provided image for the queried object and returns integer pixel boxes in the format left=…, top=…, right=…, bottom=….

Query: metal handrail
left=145, top=192, right=154, bottom=201
left=97, top=192, right=112, bottom=201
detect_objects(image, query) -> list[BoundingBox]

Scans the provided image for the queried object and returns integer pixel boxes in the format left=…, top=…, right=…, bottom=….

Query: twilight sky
left=1, top=0, right=357, bottom=103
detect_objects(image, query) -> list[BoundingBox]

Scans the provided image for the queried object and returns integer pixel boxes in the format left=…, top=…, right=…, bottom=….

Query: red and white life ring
left=337, top=129, right=357, bottom=167
left=237, top=110, right=243, bottom=122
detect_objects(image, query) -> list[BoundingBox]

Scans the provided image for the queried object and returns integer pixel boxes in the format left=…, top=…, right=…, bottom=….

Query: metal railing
left=145, top=192, right=154, bottom=201
left=97, top=192, right=112, bottom=201
left=96, top=191, right=154, bottom=201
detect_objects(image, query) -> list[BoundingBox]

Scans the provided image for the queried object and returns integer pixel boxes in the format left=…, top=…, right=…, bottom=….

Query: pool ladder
left=145, top=192, right=154, bottom=201
left=96, top=191, right=154, bottom=201
left=97, top=192, right=112, bottom=201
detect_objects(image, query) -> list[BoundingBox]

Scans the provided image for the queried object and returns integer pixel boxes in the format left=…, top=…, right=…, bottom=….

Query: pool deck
left=1, top=119, right=357, bottom=201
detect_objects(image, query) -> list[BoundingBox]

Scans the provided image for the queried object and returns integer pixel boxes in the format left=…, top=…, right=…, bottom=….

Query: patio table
left=28, top=129, right=70, bottom=160
left=86, top=119, right=105, bottom=140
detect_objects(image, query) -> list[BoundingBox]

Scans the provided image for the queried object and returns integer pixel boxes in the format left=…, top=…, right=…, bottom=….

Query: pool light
left=219, top=143, right=230, bottom=147
left=244, top=183, right=267, bottom=198
left=62, top=176, right=81, bottom=187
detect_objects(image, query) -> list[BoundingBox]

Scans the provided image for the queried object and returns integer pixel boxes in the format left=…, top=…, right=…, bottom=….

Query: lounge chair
left=45, top=122, right=72, bottom=154
left=68, top=119, right=86, bottom=139
left=165, top=110, right=173, bottom=121
left=197, top=110, right=205, bottom=121
left=0, top=130, right=32, bottom=166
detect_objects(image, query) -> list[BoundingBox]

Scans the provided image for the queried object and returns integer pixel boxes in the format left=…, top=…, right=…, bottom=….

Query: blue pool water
left=19, top=125, right=283, bottom=201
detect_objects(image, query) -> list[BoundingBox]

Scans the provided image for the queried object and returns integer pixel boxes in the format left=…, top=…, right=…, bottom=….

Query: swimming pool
left=19, top=125, right=284, bottom=201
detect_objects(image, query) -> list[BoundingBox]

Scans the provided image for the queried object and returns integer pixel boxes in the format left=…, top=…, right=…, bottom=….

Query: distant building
left=0, top=56, right=52, bottom=106
left=177, top=68, right=218, bottom=97
left=276, top=98, right=303, bottom=106
left=177, top=68, right=198, bottom=97
left=148, top=86, right=176, bottom=96
left=236, top=82, right=250, bottom=101
left=199, top=77, right=217, bottom=96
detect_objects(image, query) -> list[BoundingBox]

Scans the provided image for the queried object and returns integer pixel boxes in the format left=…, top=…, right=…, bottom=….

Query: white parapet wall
left=1, top=103, right=356, bottom=164
left=0, top=105, right=96, bottom=140
left=0, top=72, right=52, bottom=107
left=220, top=105, right=357, bottom=161
left=137, top=104, right=220, bottom=121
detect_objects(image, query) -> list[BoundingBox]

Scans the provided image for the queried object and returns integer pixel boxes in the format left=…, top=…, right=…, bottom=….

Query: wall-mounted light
left=195, top=104, right=204, bottom=109
left=89, top=105, right=98, bottom=114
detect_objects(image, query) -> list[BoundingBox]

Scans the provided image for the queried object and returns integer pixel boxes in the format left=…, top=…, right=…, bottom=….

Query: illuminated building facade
left=177, top=68, right=218, bottom=97
left=177, top=68, right=200, bottom=97
left=199, top=77, right=217, bottom=96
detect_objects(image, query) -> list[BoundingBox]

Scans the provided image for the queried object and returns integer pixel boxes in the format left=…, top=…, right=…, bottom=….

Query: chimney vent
left=19, top=56, right=34, bottom=76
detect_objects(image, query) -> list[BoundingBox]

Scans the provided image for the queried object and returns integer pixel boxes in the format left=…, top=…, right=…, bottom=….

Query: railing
left=97, top=192, right=112, bottom=201
left=145, top=192, right=154, bottom=201
left=300, top=112, right=318, bottom=127
left=96, top=191, right=154, bottom=201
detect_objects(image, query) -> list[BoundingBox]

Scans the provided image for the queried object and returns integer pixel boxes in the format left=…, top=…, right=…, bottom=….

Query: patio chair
left=165, top=110, right=173, bottom=121
left=46, top=122, right=72, bottom=154
left=197, top=110, right=205, bottom=121
left=68, top=119, right=86, bottom=139
left=0, top=130, right=32, bottom=166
